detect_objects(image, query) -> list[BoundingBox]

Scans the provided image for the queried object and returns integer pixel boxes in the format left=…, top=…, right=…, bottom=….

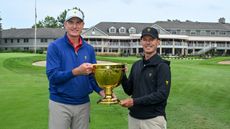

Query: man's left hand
left=120, top=98, right=134, bottom=108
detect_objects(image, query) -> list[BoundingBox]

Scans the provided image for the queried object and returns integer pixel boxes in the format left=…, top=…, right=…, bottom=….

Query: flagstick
left=34, top=0, right=37, bottom=54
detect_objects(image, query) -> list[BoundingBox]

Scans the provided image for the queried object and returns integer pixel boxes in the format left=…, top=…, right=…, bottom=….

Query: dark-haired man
left=120, top=27, right=171, bottom=129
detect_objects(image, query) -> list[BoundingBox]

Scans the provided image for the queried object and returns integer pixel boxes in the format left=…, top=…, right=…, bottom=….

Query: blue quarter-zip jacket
left=46, top=33, right=101, bottom=105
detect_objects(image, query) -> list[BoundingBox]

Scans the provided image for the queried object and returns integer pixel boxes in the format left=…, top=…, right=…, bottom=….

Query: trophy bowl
left=93, top=63, right=125, bottom=104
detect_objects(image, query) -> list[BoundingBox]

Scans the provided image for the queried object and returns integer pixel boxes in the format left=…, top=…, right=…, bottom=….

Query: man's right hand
left=72, top=63, right=93, bottom=76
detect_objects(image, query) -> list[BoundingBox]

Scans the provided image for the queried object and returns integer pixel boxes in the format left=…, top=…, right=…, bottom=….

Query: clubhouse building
left=1, top=18, right=230, bottom=56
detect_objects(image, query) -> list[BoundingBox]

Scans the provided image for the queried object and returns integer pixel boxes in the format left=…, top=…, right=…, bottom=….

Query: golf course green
left=0, top=53, right=229, bottom=129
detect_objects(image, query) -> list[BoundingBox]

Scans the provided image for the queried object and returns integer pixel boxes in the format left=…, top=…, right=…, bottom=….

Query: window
left=24, top=47, right=29, bottom=51
left=41, top=38, right=48, bottom=42
left=196, top=30, right=200, bottom=35
left=119, top=27, right=126, bottom=34
left=190, top=31, right=196, bottom=35
left=129, top=27, right=136, bottom=34
left=166, top=29, right=170, bottom=32
left=109, top=26, right=116, bottom=33
left=133, top=39, right=137, bottom=42
left=219, top=31, right=226, bottom=36
left=210, top=31, right=215, bottom=35
left=181, top=30, right=186, bottom=34
left=24, top=38, right=29, bottom=42
left=186, top=30, right=191, bottom=35
left=171, top=30, right=177, bottom=34
left=200, top=30, right=206, bottom=35
left=176, top=29, right=181, bottom=34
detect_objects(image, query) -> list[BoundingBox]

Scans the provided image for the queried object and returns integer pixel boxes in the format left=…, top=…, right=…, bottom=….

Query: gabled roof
left=94, top=22, right=154, bottom=36
left=82, top=27, right=108, bottom=37
left=2, top=20, right=230, bottom=39
left=155, top=21, right=230, bottom=31
left=2, top=28, right=66, bottom=38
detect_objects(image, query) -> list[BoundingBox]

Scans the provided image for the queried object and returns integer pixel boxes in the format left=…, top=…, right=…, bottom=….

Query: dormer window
left=119, top=27, right=126, bottom=34
left=109, top=26, right=116, bottom=33
left=129, top=27, right=136, bottom=34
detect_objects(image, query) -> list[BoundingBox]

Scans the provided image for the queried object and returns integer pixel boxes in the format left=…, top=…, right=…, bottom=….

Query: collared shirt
left=67, top=36, right=83, bottom=52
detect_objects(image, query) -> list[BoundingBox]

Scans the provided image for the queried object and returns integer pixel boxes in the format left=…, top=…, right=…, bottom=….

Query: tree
left=43, top=16, right=59, bottom=28
left=32, top=7, right=79, bottom=28
left=33, top=21, right=44, bottom=28
left=32, top=16, right=59, bottom=28
left=57, top=9, right=67, bottom=27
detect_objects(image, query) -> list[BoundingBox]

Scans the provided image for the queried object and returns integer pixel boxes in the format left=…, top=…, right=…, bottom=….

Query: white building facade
left=1, top=19, right=230, bottom=56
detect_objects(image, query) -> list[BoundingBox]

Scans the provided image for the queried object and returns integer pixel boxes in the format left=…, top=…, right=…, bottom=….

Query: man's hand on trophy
left=99, top=90, right=105, bottom=98
left=99, top=90, right=117, bottom=100
left=120, top=98, right=134, bottom=108
left=111, top=93, right=118, bottom=101
left=122, top=65, right=128, bottom=72
left=72, top=63, right=93, bottom=75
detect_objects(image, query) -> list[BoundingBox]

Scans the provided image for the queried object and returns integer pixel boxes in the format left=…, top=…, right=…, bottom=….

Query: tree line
left=32, top=7, right=78, bottom=28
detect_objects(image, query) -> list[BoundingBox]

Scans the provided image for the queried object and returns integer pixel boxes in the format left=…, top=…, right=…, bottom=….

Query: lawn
left=0, top=53, right=229, bottom=129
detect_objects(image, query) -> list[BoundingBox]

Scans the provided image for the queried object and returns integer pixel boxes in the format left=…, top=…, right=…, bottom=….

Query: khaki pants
left=49, top=100, right=90, bottom=129
left=128, top=114, right=167, bottom=129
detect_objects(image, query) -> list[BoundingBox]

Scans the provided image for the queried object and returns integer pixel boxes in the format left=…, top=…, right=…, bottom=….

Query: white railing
left=194, top=45, right=217, bottom=55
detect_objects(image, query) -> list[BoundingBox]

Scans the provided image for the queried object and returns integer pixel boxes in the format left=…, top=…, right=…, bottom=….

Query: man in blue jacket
left=46, top=7, right=104, bottom=129
left=120, top=27, right=171, bottom=129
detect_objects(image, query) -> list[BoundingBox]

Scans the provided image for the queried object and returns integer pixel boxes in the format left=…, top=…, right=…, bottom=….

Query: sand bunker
left=32, top=61, right=46, bottom=67
left=218, top=61, right=230, bottom=64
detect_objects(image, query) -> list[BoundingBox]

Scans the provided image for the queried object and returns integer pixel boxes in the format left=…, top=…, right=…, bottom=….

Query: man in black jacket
left=120, top=27, right=171, bottom=129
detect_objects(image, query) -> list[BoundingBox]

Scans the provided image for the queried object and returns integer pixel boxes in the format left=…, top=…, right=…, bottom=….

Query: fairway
left=0, top=53, right=230, bottom=129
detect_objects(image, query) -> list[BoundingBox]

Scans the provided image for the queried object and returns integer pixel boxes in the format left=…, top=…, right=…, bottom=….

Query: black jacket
left=121, top=54, right=171, bottom=119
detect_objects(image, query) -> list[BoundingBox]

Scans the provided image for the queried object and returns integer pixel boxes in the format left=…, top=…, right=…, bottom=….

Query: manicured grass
left=0, top=53, right=230, bottom=129
left=167, top=58, right=230, bottom=129
left=0, top=53, right=47, bottom=129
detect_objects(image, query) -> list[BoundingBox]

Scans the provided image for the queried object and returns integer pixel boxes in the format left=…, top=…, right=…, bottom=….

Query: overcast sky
left=0, top=0, right=229, bottom=29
